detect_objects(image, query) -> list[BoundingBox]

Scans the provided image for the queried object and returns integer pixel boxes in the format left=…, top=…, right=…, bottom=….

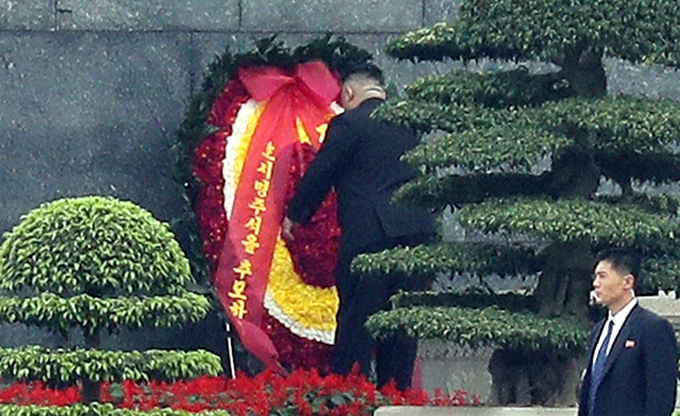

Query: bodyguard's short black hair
left=595, top=248, right=641, bottom=283
left=340, top=61, right=385, bottom=86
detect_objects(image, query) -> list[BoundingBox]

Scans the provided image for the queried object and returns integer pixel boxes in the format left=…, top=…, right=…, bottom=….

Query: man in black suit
left=578, top=249, right=678, bottom=416
left=282, top=62, right=435, bottom=389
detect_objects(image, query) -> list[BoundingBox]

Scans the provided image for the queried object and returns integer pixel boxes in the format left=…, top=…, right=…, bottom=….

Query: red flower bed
left=0, top=368, right=478, bottom=415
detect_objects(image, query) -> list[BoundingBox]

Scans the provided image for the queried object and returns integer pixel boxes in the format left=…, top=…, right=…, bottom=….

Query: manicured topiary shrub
left=356, top=0, right=680, bottom=406
left=0, top=196, right=221, bottom=404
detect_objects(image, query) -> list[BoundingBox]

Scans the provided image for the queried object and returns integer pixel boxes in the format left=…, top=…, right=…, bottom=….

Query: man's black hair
left=340, top=61, right=385, bottom=86
left=595, top=248, right=641, bottom=284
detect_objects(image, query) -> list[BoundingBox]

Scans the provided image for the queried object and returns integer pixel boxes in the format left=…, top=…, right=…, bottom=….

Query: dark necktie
left=589, top=320, right=614, bottom=416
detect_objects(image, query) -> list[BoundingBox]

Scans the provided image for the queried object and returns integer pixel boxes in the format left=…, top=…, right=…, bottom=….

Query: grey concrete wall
left=0, top=31, right=192, bottom=231
left=0, top=0, right=460, bottom=238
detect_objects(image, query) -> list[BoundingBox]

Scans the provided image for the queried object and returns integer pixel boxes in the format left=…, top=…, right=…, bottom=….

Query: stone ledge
left=417, top=341, right=493, bottom=401
left=374, top=407, right=577, bottom=415
left=638, top=293, right=680, bottom=316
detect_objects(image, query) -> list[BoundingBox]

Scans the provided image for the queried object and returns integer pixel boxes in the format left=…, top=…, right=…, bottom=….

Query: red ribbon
left=213, top=61, right=339, bottom=372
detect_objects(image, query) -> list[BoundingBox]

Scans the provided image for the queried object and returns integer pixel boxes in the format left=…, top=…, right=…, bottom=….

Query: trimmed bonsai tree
left=0, top=196, right=222, bottom=404
left=354, top=0, right=680, bottom=406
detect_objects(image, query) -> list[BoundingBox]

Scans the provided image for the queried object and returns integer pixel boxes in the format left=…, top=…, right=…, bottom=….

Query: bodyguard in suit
left=282, top=62, right=435, bottom=389
left=578, top=249, right=678, bottom=416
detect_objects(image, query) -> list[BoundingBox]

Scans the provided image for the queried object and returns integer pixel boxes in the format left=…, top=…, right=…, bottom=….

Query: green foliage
left=388, top=93, right=680, bottom=212
left=0, top=292, right=210, bottom=335
left=641, top=256, right=680, bottom=293
left=0, top=403, right=229, bottom=416
left=0, top=347, right=222, bottom=384
left=395, top=95, right=680, bottom=176
left=361, top=0, right=680, bottom=401
left=458, top=198, right=680, bottom=247
left=405, top=123, right=571, bottom=173
left=352, top=242, right=539, bottom=278
left=405, top=69, right=574, bottom=109
left=0, top=196, right=220, bottom=400
left=390, top=290, right=535, bottom=311
left=373, top=99, right=519, bottom=134
left=597, top=193, right=680, bottom=217
left=393, top=173, right=551, bottom=209
left=366, top=306, right=588, bottom=353
left=0, top=196, right=191, bottom=296
left=536, top=96, right=680, bottom=155
left=385, top=22, right=463, bottom=62
left=386, top=0, right=680, bottom=67
left=0, top=196, right=211, bottom=332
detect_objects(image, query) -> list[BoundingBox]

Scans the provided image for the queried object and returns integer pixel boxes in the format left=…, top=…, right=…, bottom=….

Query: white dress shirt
left=592, top=297, right=638, bottom=368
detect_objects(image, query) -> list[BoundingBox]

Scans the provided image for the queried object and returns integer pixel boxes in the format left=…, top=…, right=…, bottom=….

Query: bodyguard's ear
left=624, top=274, right=635, bottom=290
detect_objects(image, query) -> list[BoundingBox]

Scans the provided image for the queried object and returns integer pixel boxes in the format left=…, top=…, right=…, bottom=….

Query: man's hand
left=282, top=216, right=296, bottom=241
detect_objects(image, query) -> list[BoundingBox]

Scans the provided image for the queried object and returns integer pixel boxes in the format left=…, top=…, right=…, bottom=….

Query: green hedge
left=385, top=0, right=680, bottom=68
left=0, top=403, right=229, bottom=416
left=0, top=292, right=211, bottom=334
left=392, top=172, right=551, bottom=209
left=0, top=348, right=222, bottom=384
left=393, top=160, right=680, bottom=211
left=389, top=290, right=535, bottom=311
left=386, top=95, right=680, bottom=168
left=537, top=96, right=680, bottom=154
left=404, top=69, right=573, bottom=109
left=640, top=256, right=680, bottom=292
left=597, top=193, right=680, bottom=218
left=459, top=198, right=679, bottom=247
left=352, top=242, right=539, bottom=279
left=597, top=152, right=680, bottom=184
left=400, top=95, right=680, bottom=174
left=385, top=22, right=465, bottom=62
left=0, top=196, right=191, bottom=296
left=366, top=305, right=588, bottom=353
left=404, top=123, right=571, bottom=173
left=373, top=99, right=519, bottom=134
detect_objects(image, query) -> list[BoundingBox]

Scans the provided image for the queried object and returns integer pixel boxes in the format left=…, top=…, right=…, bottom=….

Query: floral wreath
left=177, top=36, right=372, bottom=373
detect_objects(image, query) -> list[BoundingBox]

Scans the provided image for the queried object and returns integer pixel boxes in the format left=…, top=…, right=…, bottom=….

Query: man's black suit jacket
left=286, top=98, right=434, bottom=257
left=578, top=304, right=678, bottom=416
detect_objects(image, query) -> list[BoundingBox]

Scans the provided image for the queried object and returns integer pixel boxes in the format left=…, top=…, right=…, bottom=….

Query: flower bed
left=0, top=368, right=477, bottom=415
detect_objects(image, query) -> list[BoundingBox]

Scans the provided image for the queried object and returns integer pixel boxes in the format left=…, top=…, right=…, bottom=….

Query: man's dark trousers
left=332, top=232, right=432, bottom=390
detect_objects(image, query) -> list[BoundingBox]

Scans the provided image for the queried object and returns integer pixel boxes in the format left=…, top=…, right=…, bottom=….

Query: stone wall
left=0, top=0, right=459, bottom=238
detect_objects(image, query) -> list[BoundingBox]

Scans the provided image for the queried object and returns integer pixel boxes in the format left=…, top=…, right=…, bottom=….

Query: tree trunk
left=561, top=47, right=607, bottom=99
left=488, top=46, right=607, bottom=408
left=489, top=240, right=594, bottom=406
left=81, top=330, right=101, bottom=404
left=488, top=349, right=531, bottom=405
left=488, top=349, right=586, bottom=406
left=535, top=241, right=594, bottom=320
left=550, top=150, right=600, bottom=199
